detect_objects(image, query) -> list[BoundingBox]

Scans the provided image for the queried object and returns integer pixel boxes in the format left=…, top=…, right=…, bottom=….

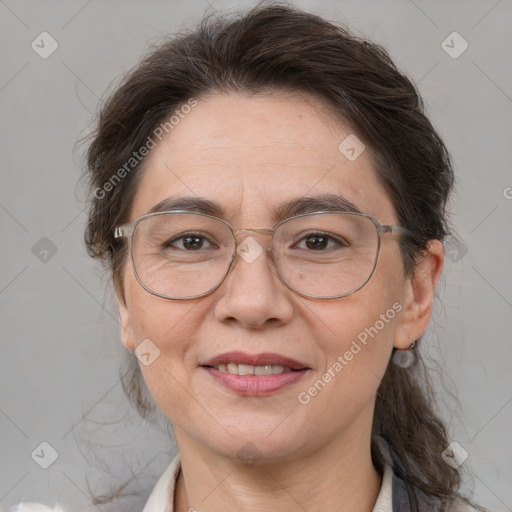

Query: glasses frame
left=114, top=210, right=411, bottom=300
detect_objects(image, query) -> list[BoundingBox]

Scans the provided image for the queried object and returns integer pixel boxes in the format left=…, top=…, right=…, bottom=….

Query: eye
left=294, top=232, right=347, bottom=251
left=165, top=233, right=216, bottom=251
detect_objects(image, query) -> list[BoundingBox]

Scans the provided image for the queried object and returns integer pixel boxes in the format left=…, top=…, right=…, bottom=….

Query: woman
left=83, top=3, right=485, bottom=511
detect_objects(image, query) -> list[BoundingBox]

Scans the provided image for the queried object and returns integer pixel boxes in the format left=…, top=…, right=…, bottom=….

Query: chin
left=195, top=422, right=310, bottom=463
left=215, top=439, right=304, bottom=465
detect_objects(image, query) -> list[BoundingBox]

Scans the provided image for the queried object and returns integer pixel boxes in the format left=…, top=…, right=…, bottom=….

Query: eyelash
left=292, top=232, right=347, bottom=250
left=164, top=232, right=217, bottom=250
left=164, top=231, right=347, bottom=251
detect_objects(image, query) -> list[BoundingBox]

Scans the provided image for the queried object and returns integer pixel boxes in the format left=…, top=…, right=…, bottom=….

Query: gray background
left=1, top=0, right=511, bottom=511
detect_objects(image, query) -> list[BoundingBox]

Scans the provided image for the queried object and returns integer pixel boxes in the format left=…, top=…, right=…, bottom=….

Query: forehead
left=129, top=91, right=396, bottom=226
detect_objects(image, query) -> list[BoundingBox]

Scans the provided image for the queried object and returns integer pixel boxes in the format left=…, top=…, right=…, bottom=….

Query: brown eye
left=295, top=232, right=346, bottom=251
left=305, top=235, right=329, bottom=250
left=165, top=233, right=216, bottom=251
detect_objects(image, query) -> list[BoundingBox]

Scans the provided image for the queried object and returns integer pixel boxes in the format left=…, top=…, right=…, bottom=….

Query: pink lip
left=200, top=351, right=310, bottom=397
left=203, top=367, right=309, bottom=396
left=201, top=351, right=309, bottom=370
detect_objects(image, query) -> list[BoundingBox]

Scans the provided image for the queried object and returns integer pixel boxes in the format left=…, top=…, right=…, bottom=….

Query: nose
left=213, top=234, right=295, bottom=329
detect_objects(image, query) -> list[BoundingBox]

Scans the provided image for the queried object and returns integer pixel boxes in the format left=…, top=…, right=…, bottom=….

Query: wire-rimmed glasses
left=114, top=210, right=410, bottom=300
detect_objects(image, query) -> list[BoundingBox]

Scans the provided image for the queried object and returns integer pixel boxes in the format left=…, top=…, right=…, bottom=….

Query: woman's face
left=118, top=91, right=432, bottom=462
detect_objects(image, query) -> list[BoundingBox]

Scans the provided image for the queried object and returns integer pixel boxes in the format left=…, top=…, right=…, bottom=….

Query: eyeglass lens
left=131, top=212, right=379, bottom=299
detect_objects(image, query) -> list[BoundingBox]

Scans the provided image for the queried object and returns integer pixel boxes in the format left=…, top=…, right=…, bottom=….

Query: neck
left=173, top=429, right=382, bottom=512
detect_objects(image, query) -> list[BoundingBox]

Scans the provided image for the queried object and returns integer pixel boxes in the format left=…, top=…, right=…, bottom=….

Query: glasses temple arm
left=380, top=225, right=412, bottom=238
left=114, top=224, right=134, bottom=239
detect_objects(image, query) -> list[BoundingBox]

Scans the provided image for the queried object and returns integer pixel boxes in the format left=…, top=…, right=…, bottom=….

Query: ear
left=117, top=291, right=136, bottom=351
left=394, top=239, right=444, bottom=349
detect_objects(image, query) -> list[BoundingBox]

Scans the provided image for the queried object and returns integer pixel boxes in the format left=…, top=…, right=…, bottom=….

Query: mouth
left=200, top=351, right=310, bottom=396
left=206, top=363, right=296, bottom=375
left=201, top=351, right=309, bottom=372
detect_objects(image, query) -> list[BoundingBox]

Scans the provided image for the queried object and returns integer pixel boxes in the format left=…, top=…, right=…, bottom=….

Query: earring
left=392, top=341, right=416, bottom=368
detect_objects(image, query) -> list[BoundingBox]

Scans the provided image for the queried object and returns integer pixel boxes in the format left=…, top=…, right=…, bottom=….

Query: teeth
left=238, top=364, right=255, bottom=376
left=214, top=363, right=292, bottom=375
left=227, top=363, right=238, bottom=374
left=255, top=365, right=272, bottom=375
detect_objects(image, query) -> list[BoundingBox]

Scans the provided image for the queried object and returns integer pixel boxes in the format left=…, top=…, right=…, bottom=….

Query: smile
left=200, top=351, right=310, bottom=395
left=211, top=363, right=294, bottom=375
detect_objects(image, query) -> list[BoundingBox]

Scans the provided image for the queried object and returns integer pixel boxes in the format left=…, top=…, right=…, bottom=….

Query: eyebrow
left=149, top=196, right=224, bottom=216
left=271, top=193, right=362, bottom=220
left=148, top=193, right=362, bottom=223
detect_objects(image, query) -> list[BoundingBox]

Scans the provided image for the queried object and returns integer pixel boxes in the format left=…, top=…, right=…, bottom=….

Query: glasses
left=114, top=210, right=410, bottom=300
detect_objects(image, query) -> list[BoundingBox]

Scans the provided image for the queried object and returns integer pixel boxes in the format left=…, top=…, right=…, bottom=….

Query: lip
left=203, top=367, right=309, bottom=396
left=200, top=351, right=310, bottom=397
left=201, top=351, right=309, bottom=370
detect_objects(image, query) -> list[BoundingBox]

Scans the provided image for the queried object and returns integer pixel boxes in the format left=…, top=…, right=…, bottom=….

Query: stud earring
left=392, top=341, right=416, bottom=368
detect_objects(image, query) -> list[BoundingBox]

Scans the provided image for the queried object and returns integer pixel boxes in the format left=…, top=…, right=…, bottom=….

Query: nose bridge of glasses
left=232, top=228, right=275, bottom=255
left=233, top=227, right=275, bottom=237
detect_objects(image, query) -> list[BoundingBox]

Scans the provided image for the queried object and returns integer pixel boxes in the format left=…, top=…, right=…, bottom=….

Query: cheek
left=122, top=272, right=202, bottom=410
left=304, top=263, right=404, bottom=408
left=313, top=298, right=398, bottom=383
left=123, top=261, right=197, bottom=340
left=289, top=296, right=400, bottom=447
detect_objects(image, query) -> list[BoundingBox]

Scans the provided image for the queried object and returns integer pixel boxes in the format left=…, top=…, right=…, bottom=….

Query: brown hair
left=84, top=1, right=467, bottom=508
